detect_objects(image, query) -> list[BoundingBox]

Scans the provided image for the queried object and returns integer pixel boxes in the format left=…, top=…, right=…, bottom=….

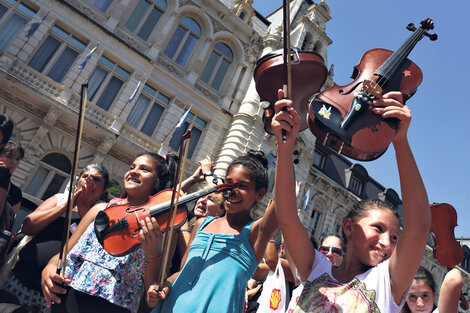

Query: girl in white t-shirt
left=271, top=89, right=431, bottom=313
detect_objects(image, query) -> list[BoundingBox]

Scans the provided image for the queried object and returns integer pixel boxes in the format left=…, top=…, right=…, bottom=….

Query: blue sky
left=252, top=0, right=470, bottom=237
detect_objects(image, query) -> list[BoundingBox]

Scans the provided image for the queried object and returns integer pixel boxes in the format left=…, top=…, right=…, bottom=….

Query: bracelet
left=269, top=240, right=275, bottom=243
left=179, top=228, right=191, bottom=233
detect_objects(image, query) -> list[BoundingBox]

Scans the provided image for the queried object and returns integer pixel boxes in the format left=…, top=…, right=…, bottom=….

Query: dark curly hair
left=226, top=149, right=268, bottom=191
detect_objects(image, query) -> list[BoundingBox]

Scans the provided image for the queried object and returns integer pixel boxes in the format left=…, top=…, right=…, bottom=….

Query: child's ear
left=343, top=218, right=354, bottom=240
left=256, top=188, right=267, bottom=201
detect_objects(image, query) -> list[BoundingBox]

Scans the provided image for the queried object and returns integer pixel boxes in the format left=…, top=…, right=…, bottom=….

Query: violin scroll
left=406, top=18, right=438, bottom=41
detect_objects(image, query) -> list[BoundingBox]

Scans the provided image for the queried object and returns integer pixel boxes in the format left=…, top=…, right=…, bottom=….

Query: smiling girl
left=272, top=89, right=431, bottom=313
left=149, top=150, right=278, bottom=313
left=41, top=153, right=177, bottom=313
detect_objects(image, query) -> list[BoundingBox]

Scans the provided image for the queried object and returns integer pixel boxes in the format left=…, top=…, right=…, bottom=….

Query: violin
left=254, top=48, right=328, bottom=134
left=430, top=202, right=468, bottom=310
left=308, top=19, right=437, bottom=161
left=94, top=181, right=237, bottom=257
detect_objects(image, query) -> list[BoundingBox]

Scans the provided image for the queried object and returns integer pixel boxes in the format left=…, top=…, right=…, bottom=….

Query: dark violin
left=254, top=48, right=328, bottom=134
left=308, top=19, right=437, bottom=161
left=94, top=181, right=237, bottom=257
left=430, top=202, right=468, bottom=310
left=430, top=203, right=464, bottom=268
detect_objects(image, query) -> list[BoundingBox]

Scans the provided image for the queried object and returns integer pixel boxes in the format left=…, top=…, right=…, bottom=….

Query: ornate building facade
left=0, top=0, right=467, bottom=307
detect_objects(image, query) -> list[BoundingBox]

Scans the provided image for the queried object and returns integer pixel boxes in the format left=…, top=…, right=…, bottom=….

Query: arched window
left=25, top=152, right=71, bottom=200
left=200, top=42, right=233, bottom=91
left=163, top=17, right=201, bottom=67
left=125, top=0, right=166, bottom=41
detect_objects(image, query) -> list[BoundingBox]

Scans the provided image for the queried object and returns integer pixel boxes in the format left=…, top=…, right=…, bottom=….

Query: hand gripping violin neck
left=308, top=19, right=437, bottom=161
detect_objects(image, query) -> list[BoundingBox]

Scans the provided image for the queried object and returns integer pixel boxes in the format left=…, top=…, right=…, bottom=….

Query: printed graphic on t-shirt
left=294, top=273, right=380, bottom=313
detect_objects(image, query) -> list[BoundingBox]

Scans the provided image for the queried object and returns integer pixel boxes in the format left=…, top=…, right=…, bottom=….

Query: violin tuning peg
left=406, top=23, right=416, bottom=32
left=426, top=32, right=438, bottom=41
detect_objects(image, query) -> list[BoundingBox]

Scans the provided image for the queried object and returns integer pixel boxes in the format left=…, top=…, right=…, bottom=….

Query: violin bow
left=281, top=0, right=292, bottom=142
left=57, top=82, right=88, bottom=277
left=157, top=129, right=191, bottom=288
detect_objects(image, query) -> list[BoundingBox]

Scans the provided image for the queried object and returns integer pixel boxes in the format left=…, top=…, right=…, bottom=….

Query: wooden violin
left=254, top=48, right=327, bottom=134
left=308, top=19, right=437, bottom=161
left=430, top=202, right=468, bottom=310
left=94, top=181, right=237, bottom=257
left=253, top=0, right=327, bottom=136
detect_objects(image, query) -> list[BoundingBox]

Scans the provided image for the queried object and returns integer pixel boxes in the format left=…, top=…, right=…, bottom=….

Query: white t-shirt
left=293, top=250, right=409, bottom=313
left=286, top=283, right=303, bottom=313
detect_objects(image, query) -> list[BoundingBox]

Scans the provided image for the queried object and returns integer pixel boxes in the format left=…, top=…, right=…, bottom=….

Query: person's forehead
left=322, top=236, right=341, bottom=247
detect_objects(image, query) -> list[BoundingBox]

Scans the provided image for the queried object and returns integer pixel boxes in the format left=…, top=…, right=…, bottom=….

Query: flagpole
left=70, top=43, right=99, bottom=88
left=159, top=105, right=192, bottom=154
left=16, top=10, right=50, bottom=57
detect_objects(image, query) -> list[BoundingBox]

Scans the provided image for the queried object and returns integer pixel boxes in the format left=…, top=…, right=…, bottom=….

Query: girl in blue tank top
left=148, top=150, right=279, bottom=313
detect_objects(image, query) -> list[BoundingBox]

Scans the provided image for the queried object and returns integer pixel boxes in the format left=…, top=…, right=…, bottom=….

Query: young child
left=41, top=153, right=177, bottom=313
left=2, top=163, right=109, bottom=312
left=402, top=267, right=464, bottom=313
left=272, top=89, right=431, bottom=312
left=149, top=150, right=278, bottom=313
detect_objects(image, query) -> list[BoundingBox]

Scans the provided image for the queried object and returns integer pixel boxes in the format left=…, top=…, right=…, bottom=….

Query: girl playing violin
left=272, top=89, right=431, bottom=312
left=41, top=153, right=177, bottom=313
left=149, top=150, right=278, bottom=313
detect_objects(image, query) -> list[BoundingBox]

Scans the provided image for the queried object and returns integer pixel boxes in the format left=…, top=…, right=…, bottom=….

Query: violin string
left=378, top=28, right=424, bottom=86
left=376, top=28, right=423, bottom=86
left=373, top=26, right=425, bottom=89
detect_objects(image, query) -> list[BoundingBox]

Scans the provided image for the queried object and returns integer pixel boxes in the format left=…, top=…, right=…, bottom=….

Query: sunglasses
left=319, top=246, right=343, bottom=257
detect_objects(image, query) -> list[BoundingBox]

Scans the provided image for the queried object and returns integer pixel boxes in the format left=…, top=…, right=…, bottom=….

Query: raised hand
left=372, top=91, right=411, bottom=144
left=271, top=89, right=301, bottom=152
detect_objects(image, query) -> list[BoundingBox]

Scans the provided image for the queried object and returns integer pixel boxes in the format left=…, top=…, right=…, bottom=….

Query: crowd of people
left=0, top=88, right=465, bottom=313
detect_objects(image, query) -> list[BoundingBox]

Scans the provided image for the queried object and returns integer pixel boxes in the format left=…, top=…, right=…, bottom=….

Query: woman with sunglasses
left=318, top=234, right=344, bottom=267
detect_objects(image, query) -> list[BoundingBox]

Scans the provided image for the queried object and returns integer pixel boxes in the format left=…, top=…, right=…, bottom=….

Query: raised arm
left=438, top=268, right=464, bottom=313
left=272, top=89, right=315, bottom=282
left=373, top=91, right=431, bottom=304
left=23, top=175, right=97, bottom=236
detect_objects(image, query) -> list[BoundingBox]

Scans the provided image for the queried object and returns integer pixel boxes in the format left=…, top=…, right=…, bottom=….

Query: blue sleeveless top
left=154, top=216, right=258, bottom=313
